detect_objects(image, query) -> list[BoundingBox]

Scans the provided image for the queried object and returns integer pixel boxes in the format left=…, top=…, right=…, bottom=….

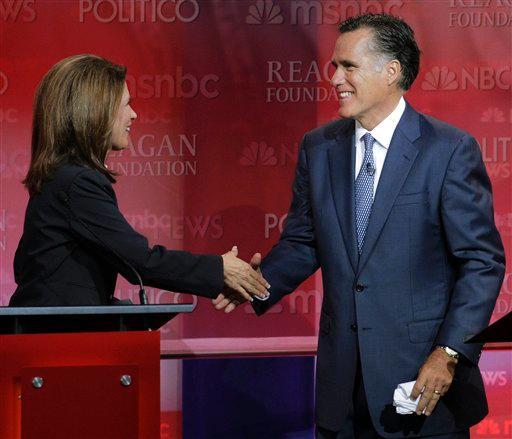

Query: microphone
left=58, top=191, right=149, bottom=305
left=366, top=162, right=375, bottom=176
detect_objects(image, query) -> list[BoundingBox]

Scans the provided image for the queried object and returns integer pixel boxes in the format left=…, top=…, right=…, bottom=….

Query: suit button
left=355, top=284, right=365, bottom=293
left=350, top=324, right=358, bottom=332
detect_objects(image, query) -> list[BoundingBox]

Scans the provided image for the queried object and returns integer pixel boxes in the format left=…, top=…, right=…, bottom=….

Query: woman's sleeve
left=65, top=169, right=224, bottom=299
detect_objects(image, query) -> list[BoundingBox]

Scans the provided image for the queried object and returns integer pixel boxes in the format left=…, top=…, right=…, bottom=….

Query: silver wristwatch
left=437, top=345, right=460, bottom=360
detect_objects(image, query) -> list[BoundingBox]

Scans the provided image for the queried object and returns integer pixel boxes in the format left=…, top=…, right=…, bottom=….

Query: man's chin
left=338, top=107, right=352, bottom=119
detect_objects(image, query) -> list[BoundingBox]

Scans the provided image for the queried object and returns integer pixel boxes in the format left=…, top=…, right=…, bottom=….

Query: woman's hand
left=221, top=246, right=269, bottom=302
left=215, top=251, right=264, bottom=312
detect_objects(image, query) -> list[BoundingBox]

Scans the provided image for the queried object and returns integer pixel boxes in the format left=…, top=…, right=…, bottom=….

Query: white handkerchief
left=393, top=380, right=421, bottom=415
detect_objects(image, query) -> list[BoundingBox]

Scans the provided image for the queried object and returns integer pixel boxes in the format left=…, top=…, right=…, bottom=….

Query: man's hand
left=411, top=348, right=458, bottom=416
left=214, top=252, right=262, bottom=313
left=221, top=247, right=268, bottom=303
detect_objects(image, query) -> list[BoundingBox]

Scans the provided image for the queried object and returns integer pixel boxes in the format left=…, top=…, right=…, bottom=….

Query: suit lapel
left=328, top=121, right=358, bottom=273
left=357, top=105, right=421, bottom=276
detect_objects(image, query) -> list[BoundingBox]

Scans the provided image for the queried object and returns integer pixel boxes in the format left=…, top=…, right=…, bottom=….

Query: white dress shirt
left=354, top=97, right=406, bottom=195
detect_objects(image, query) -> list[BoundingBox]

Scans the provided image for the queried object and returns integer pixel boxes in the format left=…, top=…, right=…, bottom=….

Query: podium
left=0, top=304, right=194, bottom=439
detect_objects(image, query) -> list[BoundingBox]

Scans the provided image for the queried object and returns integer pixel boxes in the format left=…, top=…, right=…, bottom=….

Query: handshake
left=217, top=245, right=268, bottom=313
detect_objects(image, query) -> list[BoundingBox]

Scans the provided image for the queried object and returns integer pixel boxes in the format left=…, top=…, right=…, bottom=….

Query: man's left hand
left=410, top=348, right=458, bottom=416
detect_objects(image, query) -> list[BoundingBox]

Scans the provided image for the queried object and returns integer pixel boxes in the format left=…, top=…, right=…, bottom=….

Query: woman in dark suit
left=10, top=54, right=268, bottom=306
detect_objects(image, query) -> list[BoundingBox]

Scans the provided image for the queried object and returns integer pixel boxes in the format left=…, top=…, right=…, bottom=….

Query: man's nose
left=330, top=68, right=346, bottom=87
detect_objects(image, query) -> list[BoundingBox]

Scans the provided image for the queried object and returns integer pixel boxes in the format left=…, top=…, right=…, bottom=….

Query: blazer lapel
left=328, top=121, right=358, bottom=273
left=357, top=105, right=421, bottom=275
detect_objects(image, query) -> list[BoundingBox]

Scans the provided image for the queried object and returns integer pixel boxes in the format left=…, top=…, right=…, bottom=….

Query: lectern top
left=0, top=304, right=195, bottom=334
left=0, top=304, right=194, bottom=315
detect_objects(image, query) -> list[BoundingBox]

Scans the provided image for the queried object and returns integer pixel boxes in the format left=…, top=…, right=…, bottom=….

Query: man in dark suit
left=215, top=13, right=505, bottom=438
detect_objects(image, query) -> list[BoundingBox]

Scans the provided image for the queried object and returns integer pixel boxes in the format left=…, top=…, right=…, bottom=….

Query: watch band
left=437, top=345, right=460, bottom=359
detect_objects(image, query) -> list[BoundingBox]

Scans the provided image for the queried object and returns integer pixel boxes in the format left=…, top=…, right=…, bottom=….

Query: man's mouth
left=339, top=91, right=354, bottom=99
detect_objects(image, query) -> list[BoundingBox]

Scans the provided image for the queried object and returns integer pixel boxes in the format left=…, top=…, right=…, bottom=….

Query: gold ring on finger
left=434, top=390, right=442, bottom=395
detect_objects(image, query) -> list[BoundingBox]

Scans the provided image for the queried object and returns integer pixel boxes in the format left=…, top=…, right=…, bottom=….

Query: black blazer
left=10, top=164, right=223, bottom=306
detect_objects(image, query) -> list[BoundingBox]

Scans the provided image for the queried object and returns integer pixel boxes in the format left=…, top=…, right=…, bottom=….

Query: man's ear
left=386, top=59, right=402, bottom=86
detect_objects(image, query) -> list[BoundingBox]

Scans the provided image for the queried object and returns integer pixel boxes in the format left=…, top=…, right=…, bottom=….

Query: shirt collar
left=355, top=97, right=406, bottom=149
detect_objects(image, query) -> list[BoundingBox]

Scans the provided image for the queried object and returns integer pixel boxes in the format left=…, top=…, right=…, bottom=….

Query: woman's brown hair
left=23, top=54, right=126, bottom=196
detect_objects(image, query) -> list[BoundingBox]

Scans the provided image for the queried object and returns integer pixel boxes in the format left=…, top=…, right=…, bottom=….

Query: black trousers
left=315, top=357, right=470, bottom=439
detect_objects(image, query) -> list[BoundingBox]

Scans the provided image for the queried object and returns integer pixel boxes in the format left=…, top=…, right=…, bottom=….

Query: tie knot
left=362, top=133, right=375, bottom=151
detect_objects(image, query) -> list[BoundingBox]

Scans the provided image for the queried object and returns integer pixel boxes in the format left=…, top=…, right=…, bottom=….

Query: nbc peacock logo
left=246, top=0, right=284, bottom=25
left=239, top=142, right=278, bottom=166
left=421, top=67, right=458, bottom=91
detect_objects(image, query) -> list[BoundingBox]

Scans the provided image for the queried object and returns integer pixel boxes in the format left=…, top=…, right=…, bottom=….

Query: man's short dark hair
left=338, top=13, right=421, bottom=91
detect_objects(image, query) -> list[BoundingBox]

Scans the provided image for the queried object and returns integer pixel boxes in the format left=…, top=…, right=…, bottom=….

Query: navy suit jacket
left=253, top=104, right=505, bottom=437
left=10, top=164, right=223, bottom=306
